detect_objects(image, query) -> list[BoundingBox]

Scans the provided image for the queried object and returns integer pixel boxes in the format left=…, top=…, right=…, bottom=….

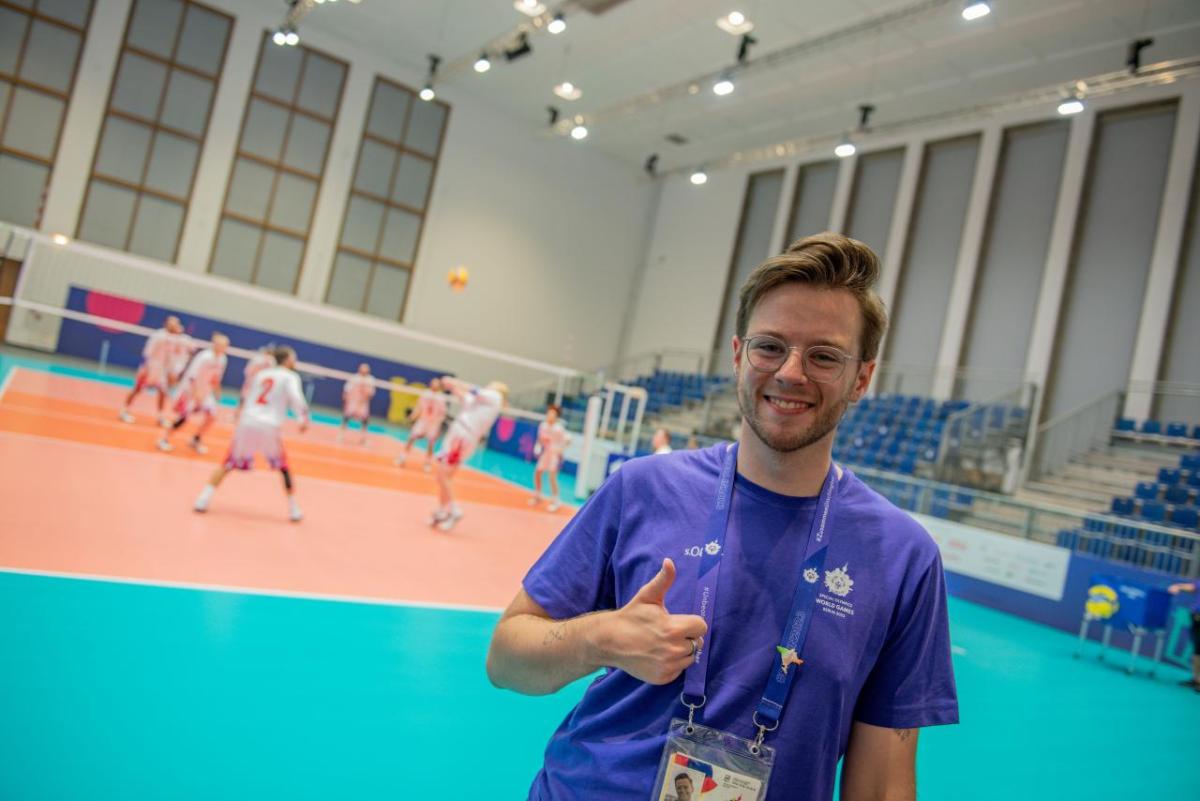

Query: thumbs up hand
left=596, top=558, right=707, bottom=685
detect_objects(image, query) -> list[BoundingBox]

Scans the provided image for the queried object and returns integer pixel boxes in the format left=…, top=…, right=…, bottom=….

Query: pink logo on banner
left=495, top=416, right=516, bottom=442
left=84, top=290, right=145, bottom=334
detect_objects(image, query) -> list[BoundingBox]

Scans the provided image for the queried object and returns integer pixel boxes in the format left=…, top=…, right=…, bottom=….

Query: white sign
left=913, top=513, right=1070, bottom=601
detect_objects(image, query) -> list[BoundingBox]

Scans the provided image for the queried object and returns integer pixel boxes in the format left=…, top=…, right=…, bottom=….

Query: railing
left=607, top=348, right=706, bottom=384
left=851, top=464, right=1200, bottom=579
left=934, top=382, right=1037, bottom=491
left=1030, top=390, right=1124, bottom=480
left=1127, top=379, right=1200, bottom=424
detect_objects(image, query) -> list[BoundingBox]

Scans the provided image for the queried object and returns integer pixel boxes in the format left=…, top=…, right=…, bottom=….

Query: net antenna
left=574, top=381, right=647, bottom=499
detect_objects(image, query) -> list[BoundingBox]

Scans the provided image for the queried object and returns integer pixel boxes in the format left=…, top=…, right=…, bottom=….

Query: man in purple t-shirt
left=487, top=232, right=959, bottom=800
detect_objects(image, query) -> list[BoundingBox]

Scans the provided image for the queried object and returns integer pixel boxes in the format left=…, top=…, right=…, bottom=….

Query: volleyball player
left=118, top=315, right=183, bottom=426
left=194, top=345, right=308, bottom=522
left=339, top=362, right=376, bottom=445
left=237, top=345, right=276, bottom=417
left=429, top=376, right=508, bottom=532
left=395, top=377, right=448, bottom=472
left=158, top=332, right=229, bottom=454
left=530, top=403, right=569, bottom=512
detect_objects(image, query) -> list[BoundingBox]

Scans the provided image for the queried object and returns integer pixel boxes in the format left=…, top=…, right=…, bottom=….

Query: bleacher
left=1113, top=417, right=1200, bottom=444
left=1102, top=452, right=1200, bottom=532
left=627, top=370, right=731, bottom=415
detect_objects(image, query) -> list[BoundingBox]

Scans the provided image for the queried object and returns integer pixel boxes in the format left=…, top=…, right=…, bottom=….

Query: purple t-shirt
left=523, top=444, right=958, bottom=801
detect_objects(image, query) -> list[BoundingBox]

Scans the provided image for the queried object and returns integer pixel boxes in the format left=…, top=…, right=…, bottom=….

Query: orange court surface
left=0, top=364, right=572, bottom=610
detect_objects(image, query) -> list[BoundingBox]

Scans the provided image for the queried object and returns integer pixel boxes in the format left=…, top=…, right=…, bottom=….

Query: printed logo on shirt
left=682, top=542, right=721, bottom=558
left=803, top=567, right=819, bottom=584
left=704, top=540, right=721, bottom=556
left=816, top=563, right=857, bottom=619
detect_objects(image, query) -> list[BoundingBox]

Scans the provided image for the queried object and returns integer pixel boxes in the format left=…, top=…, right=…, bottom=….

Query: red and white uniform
left=241, top=351, right=275, bottom=400
left=342, top=374, right=376, bottom=421
left=409, top=391, right=448, bottom=442
left=437, top=387, right=503, bottom=467
left=132, top=328, right=173, bottom=391
left=167, top=334, right=194, bottom=386
left=536, top=420, right=570, bottom=473
left=173, top=348, right=227, bottom=418
left=225, top=366, right=308, bottom=470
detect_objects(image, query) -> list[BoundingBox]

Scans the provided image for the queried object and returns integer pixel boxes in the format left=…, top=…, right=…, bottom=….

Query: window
left=325, top=77, right=448, bottom=321
left=76, top=0, right=231, bottom=262
left=210, top=33, right=347, bottom=293
left=0, top=0, right=94, bottom=228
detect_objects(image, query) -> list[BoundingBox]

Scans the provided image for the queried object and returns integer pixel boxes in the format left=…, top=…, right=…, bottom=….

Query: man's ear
left=851, top=359, right=876, bottom=402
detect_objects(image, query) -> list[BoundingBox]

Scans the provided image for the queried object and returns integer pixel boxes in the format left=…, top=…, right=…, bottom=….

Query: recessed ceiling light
left=717, top=12, right=754, bottom=35
left=474, top=53, right=491, bottom=73
left=961, top=1, right=990, bottom=21
left=835, top=138, right=857, bottom=158
left=570, top=123, right=588, bottom=140
left=690, top=170, right=708, bottom=185
left=554, top=81, right=582, bottom=101
left=515, top=0, right=546, bottom=17
left=713, top=77, right=735, bottom=96
left=547, top=13, right=566, bottom=34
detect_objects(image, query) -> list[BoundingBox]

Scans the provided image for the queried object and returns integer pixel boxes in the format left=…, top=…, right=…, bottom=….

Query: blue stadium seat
left=1183, top=453, right=1200, bottom=471
left=1134, top=481, right=1159, bottom=500
left=1190, top=472, right=1200, bottom=489
left=1138, top=501, right=1166, bottom=524
left=1164, top=485, right=1192, bottom=505
left=1115, top=418, right=1136, bottom=432
left=1193, top=425, right=1200, bottom=440
left=1111, top=497, right=1134, bottom=516
left=1158, top=467, right=1181, bottom=485
left=1170, top=507, right=1199, bottom=530
left=1140, top=419, right=1162, bottom=435
left=1166, top=422, right=1188, bottom=438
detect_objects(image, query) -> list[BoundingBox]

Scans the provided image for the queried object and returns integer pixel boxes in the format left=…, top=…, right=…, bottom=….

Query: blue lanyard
left=682, top=442, right=840, bottom=742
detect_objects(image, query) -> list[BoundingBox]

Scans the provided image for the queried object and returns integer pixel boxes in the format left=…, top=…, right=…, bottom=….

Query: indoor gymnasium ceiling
left=246, top=0, right=1200, bottom=172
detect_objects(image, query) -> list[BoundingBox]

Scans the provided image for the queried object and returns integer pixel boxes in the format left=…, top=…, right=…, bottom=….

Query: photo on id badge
left=656, top=753, right=763, bottom=801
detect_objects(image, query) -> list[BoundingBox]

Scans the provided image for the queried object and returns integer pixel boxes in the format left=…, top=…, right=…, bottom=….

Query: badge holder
left=650, top=702, right=774, bottom=801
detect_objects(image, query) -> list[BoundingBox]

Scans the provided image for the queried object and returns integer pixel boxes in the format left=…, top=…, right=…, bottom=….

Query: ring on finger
left=689, top=638, right=698, bottom=657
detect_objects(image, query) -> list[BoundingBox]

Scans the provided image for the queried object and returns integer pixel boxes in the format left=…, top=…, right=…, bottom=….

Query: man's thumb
left=633, top=558, right=675, bottom=606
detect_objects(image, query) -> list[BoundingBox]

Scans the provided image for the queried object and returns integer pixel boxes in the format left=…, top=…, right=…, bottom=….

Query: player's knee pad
left=281, top=468, right=293, bottom=491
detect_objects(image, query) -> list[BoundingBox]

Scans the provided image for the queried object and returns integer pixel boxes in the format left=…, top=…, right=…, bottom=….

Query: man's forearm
left=486, top=610, right=614, bottom=696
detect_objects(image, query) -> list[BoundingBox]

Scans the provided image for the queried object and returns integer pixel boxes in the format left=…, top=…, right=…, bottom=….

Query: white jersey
left=240, top=366, right=308, bottom=429
left=244, top=352, right=275, bottom=386
left=142, top=329, right=173, bottom=369
left=415, top=392, right=448, bottom=426
left=450, top=388, right=503, bottom=441
left=168, top=334, right=194, bottom=378
left=538, top=420, right=569, bottom=455
left=180, top=348, right=227, bottom=399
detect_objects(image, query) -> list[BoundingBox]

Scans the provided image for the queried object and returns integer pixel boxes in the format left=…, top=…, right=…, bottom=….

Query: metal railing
left=851, top=464, right=1200, bottom=579
left=1030, top=390, right=1124, bottom=480
left=934, top=382, right=1036, bottom=491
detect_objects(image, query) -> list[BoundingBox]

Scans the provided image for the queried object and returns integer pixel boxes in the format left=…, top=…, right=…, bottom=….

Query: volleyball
left=447, top=266, right=469, bottom=292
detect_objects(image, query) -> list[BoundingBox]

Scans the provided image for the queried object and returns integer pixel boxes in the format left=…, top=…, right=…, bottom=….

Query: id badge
left=651, top=718, right=774, bottom=801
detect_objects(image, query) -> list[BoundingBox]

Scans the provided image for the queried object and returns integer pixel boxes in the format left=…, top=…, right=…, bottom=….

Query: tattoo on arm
left=543, top=623, right=566, bottom=646
left=893, top=728, right=915, bottom=742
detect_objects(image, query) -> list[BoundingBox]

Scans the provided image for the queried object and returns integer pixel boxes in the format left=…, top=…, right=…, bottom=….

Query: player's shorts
left=536, top=450, right=563, bottom=473
left=223, top=422, right=287, bottom=470
left=436, top=430, right=477, bottom=468
left=343, top=402, right=369, bottom=422
left=174, top=389, right=218, bottom=419
left=134, top=362, right=168, bottom=391
left=410, top=417, right=443, bottom=443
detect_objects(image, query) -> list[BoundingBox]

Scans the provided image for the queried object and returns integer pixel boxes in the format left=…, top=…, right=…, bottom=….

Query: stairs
left=1023, top=441, right=1188, bottom=514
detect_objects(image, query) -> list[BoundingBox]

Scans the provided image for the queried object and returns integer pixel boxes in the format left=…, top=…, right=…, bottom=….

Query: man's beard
left=736, top=375, right=850, bottom=454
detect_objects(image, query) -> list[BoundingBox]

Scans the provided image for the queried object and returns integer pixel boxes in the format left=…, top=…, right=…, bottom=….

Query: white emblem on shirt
left=705, top=540, right=721, bottom=556
left=824, top=564, right=854, bottom=597
left=803, top=567, right=819, bottom=584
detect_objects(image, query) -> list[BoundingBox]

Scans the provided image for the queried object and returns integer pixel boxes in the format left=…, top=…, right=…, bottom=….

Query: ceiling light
left=272, top=29, right=287, bottom=46
left=713, top=77, right=735, bottom=96
left=51, top=233, right=70, bottom=246
left=548, top=13, right=566, bottom=34
left=284, top=29, right=299, bottom=46
left=961, top=1, right=990, bottom=21
left=514, top=0, right=546, bottom=17
left=690, top=170, right=708, bottom=185
left=717, top=12, right=754, bottom=35
left=419, top=84, right=435, bottom=101
left=1057, top=96, right=1085, bottom=116
left=834, top=137, right=857, bottom=158
left=474, top=53, right=491, bottom=73
left=570, top=123, right=588, bottom=140
left=554, top=81, right=582, bottom=101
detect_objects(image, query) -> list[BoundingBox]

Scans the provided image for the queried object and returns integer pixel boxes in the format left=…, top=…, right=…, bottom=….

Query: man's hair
left=274, top=345, right=295, bottom=365
left=674, top=773, right=693, bottom=786
left=735, top=232, right=889, bottom=361
left=546, top=403, right=561, bottom=415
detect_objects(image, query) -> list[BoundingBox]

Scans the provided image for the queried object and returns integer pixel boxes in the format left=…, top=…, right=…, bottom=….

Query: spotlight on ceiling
left=554, top=81, right=582, bottom=101
left=834, top=137, right=857, bottom=158
left=419, top=84, right=435, bottom=101
left=1057, top=95, right=1085, bottom=116
left=570, top=123, right=588, bottom=140
left=474, top=52, right=491, bottom=73
left=961, top=1, right=990, bottom=21
left=420, top=54, right=439, bottom=102
left=717, top=11, right=753, bottom=35
left=713, top=76, right=735, bottom=96
left=284, top=28, right=299, bottom=46
left=505, top=31, right=533, bottom=62
left=548, top=13, right=566, bottom=34
left=690, top=169, right=708, bottom=186
left=272, top=29, right=287, bottom=46
left=514, top=0, right=546, bottom=16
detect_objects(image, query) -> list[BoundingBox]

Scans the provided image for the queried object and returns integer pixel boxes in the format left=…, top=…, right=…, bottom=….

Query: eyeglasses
left=743, top=335, right=860, bottom=383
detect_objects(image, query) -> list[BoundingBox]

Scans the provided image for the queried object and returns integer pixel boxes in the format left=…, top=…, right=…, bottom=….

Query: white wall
left=7, top=0, right=653, bottom=391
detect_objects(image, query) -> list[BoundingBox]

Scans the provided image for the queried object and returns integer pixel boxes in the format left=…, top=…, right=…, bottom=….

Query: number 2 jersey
left=240, top=366, right=308, bottom=430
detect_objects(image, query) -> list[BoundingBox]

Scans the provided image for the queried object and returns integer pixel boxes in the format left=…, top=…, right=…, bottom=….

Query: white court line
left=0, top=566, right=504, bottom=614
left=0, top=364, right=18, bottom=403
